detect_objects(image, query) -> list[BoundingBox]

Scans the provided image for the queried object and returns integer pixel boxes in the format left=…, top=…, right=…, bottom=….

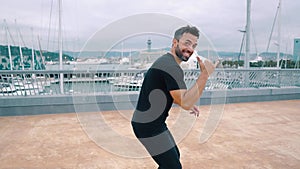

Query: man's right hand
left=196, top=56, right=219, bottom=77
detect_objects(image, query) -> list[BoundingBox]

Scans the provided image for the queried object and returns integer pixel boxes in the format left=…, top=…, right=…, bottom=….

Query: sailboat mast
left=4, top=20, right=13, bottom=70
left=31, top=28, right=35, bottom=70
left=59, top=0, right=64, bottom=94
left=15, top=20, right=24, bottom=70
left=18, top=39, right=24, bottom=70
left=245, top=0, right=251, bottom=69
left=276, top=0, right=281, bottom=68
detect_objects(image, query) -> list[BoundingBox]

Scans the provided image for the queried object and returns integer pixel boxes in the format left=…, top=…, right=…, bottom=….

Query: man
left=131, top=25, right=218, bottom=168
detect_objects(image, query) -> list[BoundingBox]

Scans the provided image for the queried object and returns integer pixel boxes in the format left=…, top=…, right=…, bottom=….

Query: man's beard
left=175, top=44, right=192, bottom=62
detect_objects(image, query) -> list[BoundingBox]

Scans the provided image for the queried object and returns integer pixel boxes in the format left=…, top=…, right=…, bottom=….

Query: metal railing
left=1, top=69, right=300, bottom=97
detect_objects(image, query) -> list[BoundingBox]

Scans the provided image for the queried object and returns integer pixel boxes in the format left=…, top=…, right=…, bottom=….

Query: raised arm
left=170, top=56, right=218, bottom=110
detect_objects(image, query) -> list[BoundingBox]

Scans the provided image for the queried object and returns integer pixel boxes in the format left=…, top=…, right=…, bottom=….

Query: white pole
left=59, top=0, right=64, bottom=94
left=4, top=20, right=13, bottom=70
left=276, top=0, right=281, bottom=68
left=31, top=28, right=35, bottom=70
left=245, top=0, right=251, bottom=69
left=16, top=20, right=24, bottom=70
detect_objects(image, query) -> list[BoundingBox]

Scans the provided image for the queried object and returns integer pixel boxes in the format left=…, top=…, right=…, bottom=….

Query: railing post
left=277, top=69, right=281, bottom=88
left=58, top=0, right=64, bottom=94
left=244, top=69, right=250, bottom=88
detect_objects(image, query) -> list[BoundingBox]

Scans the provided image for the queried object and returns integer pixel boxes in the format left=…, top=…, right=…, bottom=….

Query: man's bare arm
left=170, top=57, right=218, bottom=110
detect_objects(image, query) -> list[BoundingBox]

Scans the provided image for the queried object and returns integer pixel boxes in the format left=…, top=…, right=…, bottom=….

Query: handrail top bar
left=0, top=68, right=299, bottom=74
left=0, top=69, right=147, bottom=74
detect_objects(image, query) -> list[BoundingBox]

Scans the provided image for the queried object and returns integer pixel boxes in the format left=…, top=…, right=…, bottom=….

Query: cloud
left=0, top=0, right=298, bottom=54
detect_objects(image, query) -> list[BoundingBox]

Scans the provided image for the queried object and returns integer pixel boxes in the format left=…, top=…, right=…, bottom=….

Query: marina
left=1, top=68, right=300, bottom=96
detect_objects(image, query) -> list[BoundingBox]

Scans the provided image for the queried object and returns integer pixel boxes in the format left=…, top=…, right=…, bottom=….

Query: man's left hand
left=190, top=105, right=200, bottom=117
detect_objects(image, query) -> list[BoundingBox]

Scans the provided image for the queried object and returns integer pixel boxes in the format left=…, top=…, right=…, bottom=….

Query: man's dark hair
left=174, top=25, right=200, bottom=40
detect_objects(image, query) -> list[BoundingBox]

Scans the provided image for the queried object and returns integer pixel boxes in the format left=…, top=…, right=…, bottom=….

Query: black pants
left=132, top=122, right=182, bottom=169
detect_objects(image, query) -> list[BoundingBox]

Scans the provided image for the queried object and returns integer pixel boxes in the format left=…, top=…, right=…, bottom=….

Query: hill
left=0, top=45, right=74, bottom=70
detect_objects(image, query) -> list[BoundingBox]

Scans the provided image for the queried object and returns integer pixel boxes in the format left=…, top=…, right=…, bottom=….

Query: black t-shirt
left=132, top=53, right=186, bottom=131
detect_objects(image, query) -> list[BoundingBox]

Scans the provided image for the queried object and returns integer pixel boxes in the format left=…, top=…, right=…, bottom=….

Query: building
left=293, top=38, right=300, bottom=61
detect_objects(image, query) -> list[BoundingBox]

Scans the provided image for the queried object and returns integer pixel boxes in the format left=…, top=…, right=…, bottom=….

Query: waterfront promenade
left=0, top=100, right=299, bottom=169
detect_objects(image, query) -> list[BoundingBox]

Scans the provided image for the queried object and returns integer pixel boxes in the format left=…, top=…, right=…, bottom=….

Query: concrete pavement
left=0, top=100, right=299, bottom=168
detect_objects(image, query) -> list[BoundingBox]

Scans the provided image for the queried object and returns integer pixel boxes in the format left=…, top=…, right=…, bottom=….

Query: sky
left=0, top=0, right=299, bottom=54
